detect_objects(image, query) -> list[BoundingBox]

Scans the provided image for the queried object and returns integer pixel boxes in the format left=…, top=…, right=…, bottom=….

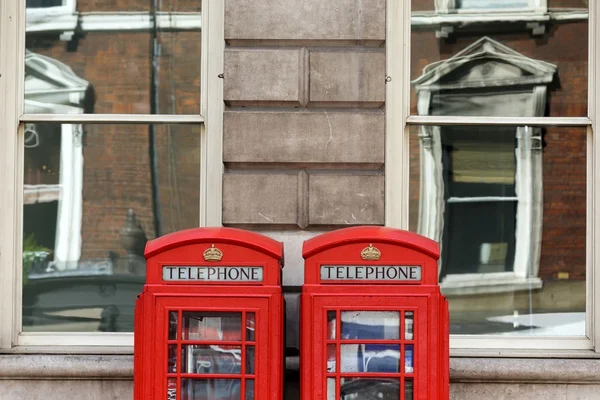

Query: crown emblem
left=361, top=244, right=381, bottom=261
left=203, top=245, right=223, bottom=262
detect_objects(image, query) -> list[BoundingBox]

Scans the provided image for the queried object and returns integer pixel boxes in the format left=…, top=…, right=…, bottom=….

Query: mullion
left=241, top=311, right=246, bottom=400
left=177, top=309, right=182, bottom=400
left=335, top=309, right=341, bottom=400
left=401, top=310, right=405, bottom=400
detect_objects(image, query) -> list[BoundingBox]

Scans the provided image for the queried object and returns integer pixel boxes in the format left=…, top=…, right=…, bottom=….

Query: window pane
left=181, top=345, right=242, bottom=374
left=340, top=344, right=400, bottom=373
left=411, top=1, right=588, bottom=117
left=340, top=311, right=400, bottom=340
left=409, top=125, right=586, bottom=336
left=181, top=379, right=240, bottom=400
left=22, top=123, right=200, bottom=332
left=183, top=312, right=242, bottom=341
left=25, top=1, right=201, bottom=114
left=340, top=378, right=400, bottom=400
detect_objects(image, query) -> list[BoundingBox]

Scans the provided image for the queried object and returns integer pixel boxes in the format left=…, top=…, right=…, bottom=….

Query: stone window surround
left=412, top=37, right=554, bottom=295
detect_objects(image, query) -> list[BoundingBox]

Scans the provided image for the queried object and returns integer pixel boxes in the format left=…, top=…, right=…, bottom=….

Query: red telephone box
left=301, top=226, right=448, bottom=400
left=134, top=227, right=284, bottom=400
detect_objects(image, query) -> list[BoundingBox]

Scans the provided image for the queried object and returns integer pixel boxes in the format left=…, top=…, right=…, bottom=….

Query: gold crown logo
left=203, top=244, right=223, bottom=262
left=361, top=244, right=381, bottom=261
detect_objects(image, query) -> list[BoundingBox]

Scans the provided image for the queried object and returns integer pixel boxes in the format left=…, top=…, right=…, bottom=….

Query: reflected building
left=410, top=0, right=588, bottom=335
left=22, top=1, right=202, bottom=332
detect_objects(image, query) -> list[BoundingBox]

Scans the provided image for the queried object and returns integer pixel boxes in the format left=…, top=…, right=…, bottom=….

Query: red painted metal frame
left=301, top=226, right=449, bottom=400
left=134, top=227, right=284, bottom=400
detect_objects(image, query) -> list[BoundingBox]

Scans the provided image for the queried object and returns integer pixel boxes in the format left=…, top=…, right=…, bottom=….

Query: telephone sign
left=301, top=226, right=449, bottom=400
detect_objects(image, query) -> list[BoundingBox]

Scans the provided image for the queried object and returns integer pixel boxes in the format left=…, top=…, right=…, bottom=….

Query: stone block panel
left=224, top=49, right=303, bottom=104
left=223, top=173, right=299, bottom=225
left=225, top=0, right=385, bottom=41
left=308, top=174, right=384, bottom=226
left=223, top=111, right=384, bottom=164
left=309, top=50, right=385, bottom=104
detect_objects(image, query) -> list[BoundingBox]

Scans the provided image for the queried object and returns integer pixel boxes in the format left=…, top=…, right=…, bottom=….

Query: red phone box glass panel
left=301, top=226, right=449, bottom=400
left=134, top=227, right=284, bottom=400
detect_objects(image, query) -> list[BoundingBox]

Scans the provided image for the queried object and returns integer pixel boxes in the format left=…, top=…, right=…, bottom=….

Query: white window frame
left=435, top=0, right=547, bottom=14
left=387, top=0, right=600, bottom=354
left=0, top=0, right=224, bottom=350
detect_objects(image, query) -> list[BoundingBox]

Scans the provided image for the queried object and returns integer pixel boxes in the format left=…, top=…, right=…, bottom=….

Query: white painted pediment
left=413, top=37, right=556, bottom=91
left=24, top=50, right=90, bottom=113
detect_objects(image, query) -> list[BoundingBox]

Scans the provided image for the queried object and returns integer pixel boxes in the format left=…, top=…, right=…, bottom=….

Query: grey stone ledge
left=0, top=354, right=133, bottom=380
left=2, top=355, right=600, bottom=384
left=451, top=358, right=600, bottom=384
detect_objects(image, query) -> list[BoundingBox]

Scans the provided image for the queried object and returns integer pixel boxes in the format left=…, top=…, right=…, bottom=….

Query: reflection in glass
left=181, top=379, right=240, bottom=400
left=327, top=378, right=336, bottom=400
left=409, top=126, right=587, bottom=336
left=404, top=345, right=414, bottom=374
left=168, top=344, right=177, bottom=373
left=405, top=378, right=414, bottom=400
left=246, top=346, right=255, bottom=375
left=411, top=2, right=588, bottom=117
left=327, top=310, right=336, bottom=339
left=327, top=344, right=336, bottom=373
left=22, top=124, right=200, bottom=333
left=167, top=378, right=177, bottom=400
left=245, top=379, right=255, bottom=400
left=246, top=313, right=255, bottom=341
left=181, top=345, right=242, bottom=374
left=340, top=378, right=400, bottom=400
left=404, top=311, right=414, bottom=340
left=341, top=311, right=399, bottom=340
left=340, top=344, right=400, bottom=373
left=25, top=2, right=201, bottom=114
left=183, top=312, right=242, bottom=341
left=169, top=311, right=178, bottom=340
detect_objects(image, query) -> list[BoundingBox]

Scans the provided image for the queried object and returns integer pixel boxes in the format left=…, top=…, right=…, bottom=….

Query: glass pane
left=327, top=378, right=336, bottom=400
left=181, top=345, right=242, bottom=374
left=22, top=124, right=200, bottom=333
left=327, top=344, right=336, bottom=373
left=246, top=346, right=255, bottom=375
left=340, top=378, right=400, bottom=400
left=404, top=345, right=414, bottom=374
left=327, top=310, right=337, bottom=339
left=167, top=377, right=177, bottom=400
left=246, top=313, right=255, bottom=341
left=169, top=311, right=178, bottom=340
left=405, top=378, right=414, bottom=400
left=341, top=344, right=400, bottom=373
left=183, top=312, right=242, bottom=341
left=411, top=1, right=588, bottom=117
left=404, top=311, right=414, bottom=340
left=410, top=126, right=587, bottom=336
left=181, top=379, right=241, bottom=400
left=245, top=379, right=254, bottom=400
left=168, top=344, right=178, bottom=373
left=341, top=311, right=399, bottom=340
left=25, top=1, right=201, bottom=114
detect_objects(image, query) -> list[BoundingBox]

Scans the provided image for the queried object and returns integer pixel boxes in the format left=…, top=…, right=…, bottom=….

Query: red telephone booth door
left=309, top=295, right=429, bottom=400
left=154, top=296, right=271, bottom=400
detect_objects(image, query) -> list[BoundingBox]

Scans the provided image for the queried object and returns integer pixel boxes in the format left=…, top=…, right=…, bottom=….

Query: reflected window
left=440, top=127, right=517, bottom=278
left=413, top=38, right=552, bottom=294
left=26, top=0, right=63, bottom=8
left=457, top=0, right=530, bottom=10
